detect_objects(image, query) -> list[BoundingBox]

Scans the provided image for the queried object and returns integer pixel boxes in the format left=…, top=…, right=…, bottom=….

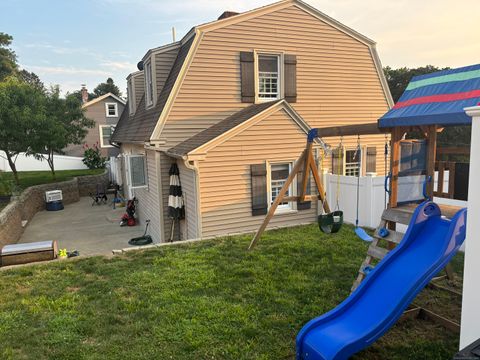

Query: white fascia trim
left=149, top=29, right=203, bottom=142
left=126, top=70, right=143, bottom=80
left=186, top=100, right=316, bottom=158
left=82, top=93, right=126, bottom=108
left=142, top=41, right=182, bottom=62
left=369, top=46, right=394, bottom=108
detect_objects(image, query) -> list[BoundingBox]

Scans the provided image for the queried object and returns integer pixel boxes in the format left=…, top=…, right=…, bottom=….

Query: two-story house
left=111, top=0, right=393, bottom=243
left=64, top=87, right=126, bottom=158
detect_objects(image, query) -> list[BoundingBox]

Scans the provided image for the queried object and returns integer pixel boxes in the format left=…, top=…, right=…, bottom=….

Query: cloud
left=99, top=60, right=136, bottom=71
left=23, top=65, right=111, bottom=77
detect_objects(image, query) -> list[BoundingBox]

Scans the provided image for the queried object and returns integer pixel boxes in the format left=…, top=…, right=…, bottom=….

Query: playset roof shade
left=379, top=64, right=480, bottom=128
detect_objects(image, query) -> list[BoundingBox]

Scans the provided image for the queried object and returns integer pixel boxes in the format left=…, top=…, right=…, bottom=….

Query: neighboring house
left=111, top=0, right=393, bottom=244
left=64, top=89, right=126, bottom=158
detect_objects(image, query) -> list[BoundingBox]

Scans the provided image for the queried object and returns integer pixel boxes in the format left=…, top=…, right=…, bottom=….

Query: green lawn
left=0, top=224, right=463, bottom=359
left=0, top=169, right=104, bottom=196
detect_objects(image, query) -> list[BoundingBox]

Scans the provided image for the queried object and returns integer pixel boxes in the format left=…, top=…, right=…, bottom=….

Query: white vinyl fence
left=323, top=173, right=386, bottom=228
left=322, top=171, right=466, bottom=230
left=0, top=151, right=87, bottom=172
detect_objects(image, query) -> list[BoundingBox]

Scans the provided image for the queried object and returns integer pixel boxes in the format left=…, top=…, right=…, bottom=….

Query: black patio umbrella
left=168, top=163, right=185, bottom=241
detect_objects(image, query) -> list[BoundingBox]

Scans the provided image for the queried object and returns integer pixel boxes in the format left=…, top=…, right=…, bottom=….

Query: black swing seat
left=318, top=210, right=343, bottom=234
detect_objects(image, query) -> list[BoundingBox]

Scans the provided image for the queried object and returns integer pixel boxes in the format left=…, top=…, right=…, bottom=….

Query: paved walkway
left=19, top=197, right=143, bottom=256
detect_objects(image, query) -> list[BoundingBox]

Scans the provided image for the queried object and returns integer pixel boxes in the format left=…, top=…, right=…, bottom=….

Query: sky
left=2, top=0, right=479, bottom=96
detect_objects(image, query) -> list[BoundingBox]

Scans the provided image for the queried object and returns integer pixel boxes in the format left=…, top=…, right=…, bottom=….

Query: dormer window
left=257, top=54, right=280, bottom=101
left=105, top=103, right=118, bottom=117
left=145, top=60, right=154, bottom=107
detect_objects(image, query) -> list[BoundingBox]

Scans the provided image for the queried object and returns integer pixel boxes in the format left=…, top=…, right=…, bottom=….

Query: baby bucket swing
left=318, top=143, right=343, bottom=234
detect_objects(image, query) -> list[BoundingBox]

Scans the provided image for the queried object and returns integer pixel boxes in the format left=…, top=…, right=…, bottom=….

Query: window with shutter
left=240, top=52, right=255, bottom=103
left=250, top=164, right=268, bottom=216
left=269, top=163, right=293, bottom=211
left=366, top=147, right=377, bottom=173
left=284, top=54, right=297, bottom=103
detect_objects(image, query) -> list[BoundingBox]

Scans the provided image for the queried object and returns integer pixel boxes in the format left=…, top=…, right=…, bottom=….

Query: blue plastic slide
left=296, top=201, right=467, bottom=360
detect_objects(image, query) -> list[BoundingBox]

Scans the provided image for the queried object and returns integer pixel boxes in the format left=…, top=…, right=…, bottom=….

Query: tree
left=0, top=32, right=17, bottom=81
left=17, top=69, right=45, bottom=92
left=29, top=86, right=95, bottom=179
left=0, top=77, right=46, bottom=184
left=93, top=77, right=122, bottom=98
left=383, top=65, right=449, bottom=103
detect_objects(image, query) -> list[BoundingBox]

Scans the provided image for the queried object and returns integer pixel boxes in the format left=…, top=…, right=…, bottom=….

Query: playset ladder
left=351, top=208, right=409, bottom=292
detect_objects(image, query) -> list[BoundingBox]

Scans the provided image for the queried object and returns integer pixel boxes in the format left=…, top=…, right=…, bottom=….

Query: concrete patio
left=18, top=197, right=145, bottom=256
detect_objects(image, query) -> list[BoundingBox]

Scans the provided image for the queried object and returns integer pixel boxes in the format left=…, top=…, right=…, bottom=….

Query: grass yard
left=0, top=224, right=463, bottom=359
left=0, top=169, right=104, bottom=196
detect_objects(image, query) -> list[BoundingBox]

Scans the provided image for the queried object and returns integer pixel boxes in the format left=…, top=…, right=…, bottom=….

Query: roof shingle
left=167, top=100, right=281, bottom=157
left=111, top=36, right=195, bottom=143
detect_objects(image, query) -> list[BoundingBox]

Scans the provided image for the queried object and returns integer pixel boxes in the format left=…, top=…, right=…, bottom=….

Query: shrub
left=82, top=143, right=107, bottom=169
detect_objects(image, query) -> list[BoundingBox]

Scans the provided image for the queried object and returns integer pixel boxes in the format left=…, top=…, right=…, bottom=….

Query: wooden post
left=299, top=142, right=312, bottom=201
left=426, top=125, right=437, bottom=199
left=389, top=127, right=402, bottom=208
left=308, top=149, right=330, bottom=213
left=248, top=149, right=307, bottom=250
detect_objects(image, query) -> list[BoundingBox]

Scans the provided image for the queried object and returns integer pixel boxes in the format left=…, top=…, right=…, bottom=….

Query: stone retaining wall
left=0, top=171, right=108, bottom=248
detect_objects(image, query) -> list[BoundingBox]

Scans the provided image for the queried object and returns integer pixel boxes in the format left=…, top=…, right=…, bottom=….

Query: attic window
left=257, top=54, right=281, bottom=101
left=145, top=60, right=154, bottom=107
left=105, top=103, right=118, bottom=117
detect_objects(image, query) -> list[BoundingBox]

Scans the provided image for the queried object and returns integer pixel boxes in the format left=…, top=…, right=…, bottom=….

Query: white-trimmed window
left=105, top=103, right=118, bottom=117
left=345, top=149, right=361, bottom=177
left=145, top=60, right=154, bottom=107
left=127, top=155, right=147, bottom=189
left=269, top=162, right=293, bottom=212
left=257, top=53, right=281, bottom=101
left=99, top=125, right=115, bottom=148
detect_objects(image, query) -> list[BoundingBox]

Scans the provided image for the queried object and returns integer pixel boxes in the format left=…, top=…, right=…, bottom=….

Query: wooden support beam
left=308, top=148, right=330, bottom=213
left=299, top=142, right=312, bottom=201
left=249, top=150, right=308, bottom=250
left=389, top=127, right=402, bottom=209
left=425, top=125, right=437, bottom=199
left=314, top=123, right=386, bottom=138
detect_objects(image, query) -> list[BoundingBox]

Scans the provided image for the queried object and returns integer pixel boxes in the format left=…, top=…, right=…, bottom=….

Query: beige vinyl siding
left=161, top=5, right=388, bottom=147
left=198, top=108, right=317, bottom=238
left=121, top=145, right=163, bottom=243
left=178, top=161, right=199, bottom=239
left=160, top=4, right=389, bottom=157
left=133, top=72, right=145, bottom=108
left=155, top=47, right=179, bottom=99
left=64, top=98, right=124, bottom=158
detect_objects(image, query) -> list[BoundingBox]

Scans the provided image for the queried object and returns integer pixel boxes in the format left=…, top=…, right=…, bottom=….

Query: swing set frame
left=248, top=123, right=385, bottom=249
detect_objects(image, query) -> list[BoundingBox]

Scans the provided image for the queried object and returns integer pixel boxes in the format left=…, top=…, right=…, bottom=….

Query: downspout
left=183, top=156, right=203, bottom=239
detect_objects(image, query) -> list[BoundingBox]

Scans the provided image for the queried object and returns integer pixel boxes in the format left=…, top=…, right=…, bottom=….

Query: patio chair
left=91, top=183, right=108, bottom=206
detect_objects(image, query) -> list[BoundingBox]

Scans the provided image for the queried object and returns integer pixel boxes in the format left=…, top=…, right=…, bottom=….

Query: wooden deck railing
left=434, top=161, right=456, bottom=199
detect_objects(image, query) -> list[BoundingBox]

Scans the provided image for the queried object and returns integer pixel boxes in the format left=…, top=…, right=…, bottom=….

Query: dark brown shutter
left=250, top=164, right=268, bottom=216
left=332, top=148, right=344, bottom=175
left=366, top=147, right=377, bottom=173
left=240, top=52, right=255, bottom=103
left=284, top=54, right=297, bottom=103
left=297, top=163, right=311, bottom=210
